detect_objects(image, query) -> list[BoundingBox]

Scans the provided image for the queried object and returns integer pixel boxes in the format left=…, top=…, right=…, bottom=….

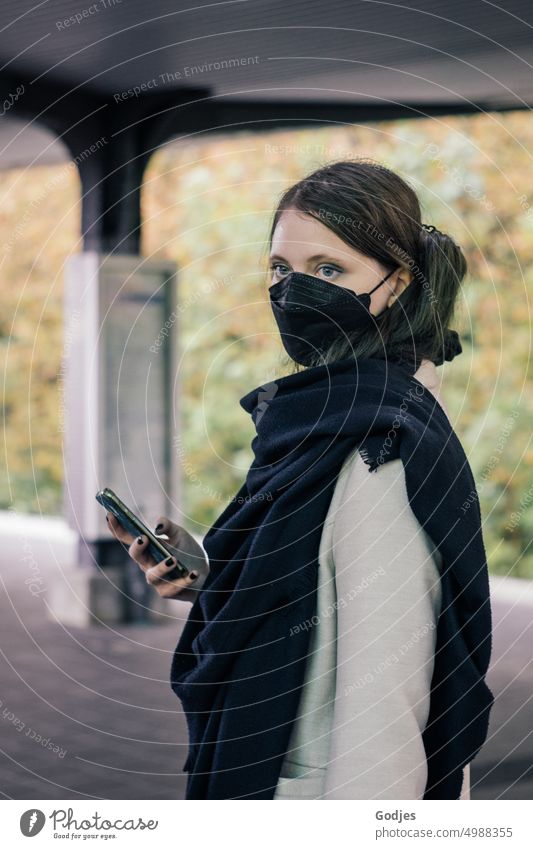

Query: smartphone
left=95, top=487, right=189, bottom=577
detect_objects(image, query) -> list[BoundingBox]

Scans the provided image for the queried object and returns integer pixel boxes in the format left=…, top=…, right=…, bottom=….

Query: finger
left=145, top=557, right=199, bottom=586
left=153, top=515, right=182, bottom=548
left=127, top=535, right=154, bottom=571
left=106, top=512, right=135, bottom=546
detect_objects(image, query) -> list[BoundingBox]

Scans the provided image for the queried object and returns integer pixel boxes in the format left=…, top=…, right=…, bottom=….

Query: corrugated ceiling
left=0, top=0, right=531, bottom=103
left=1, top=0, right=532, bottom=169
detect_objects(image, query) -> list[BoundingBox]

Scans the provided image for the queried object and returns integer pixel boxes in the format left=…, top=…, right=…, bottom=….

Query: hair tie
left=421, top=222, right=460, bottom=250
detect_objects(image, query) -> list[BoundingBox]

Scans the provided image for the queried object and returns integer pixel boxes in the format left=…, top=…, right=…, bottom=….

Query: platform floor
left=0, top=513, right=531, bottom=800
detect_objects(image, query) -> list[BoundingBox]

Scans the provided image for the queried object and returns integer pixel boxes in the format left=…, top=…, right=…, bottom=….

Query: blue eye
left=269, top=262, right=343, bottom=282
left=270, top=262, right=290, bottom=280
left=319, top=264, right=342, bottom=280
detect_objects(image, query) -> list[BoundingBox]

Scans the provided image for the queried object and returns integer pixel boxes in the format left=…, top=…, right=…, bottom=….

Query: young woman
left=107, top=159, right=494, bottom=801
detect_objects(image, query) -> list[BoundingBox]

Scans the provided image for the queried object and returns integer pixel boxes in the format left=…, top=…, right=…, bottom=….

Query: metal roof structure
left=1, top=0, right=532, bottom=249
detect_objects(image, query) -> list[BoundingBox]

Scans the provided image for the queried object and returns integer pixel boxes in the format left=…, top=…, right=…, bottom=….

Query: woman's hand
left=106, top=513, right=209, bottom=602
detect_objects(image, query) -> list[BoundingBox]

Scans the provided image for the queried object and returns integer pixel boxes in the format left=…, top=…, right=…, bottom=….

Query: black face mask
left=269, top=268, right=396, bottom=366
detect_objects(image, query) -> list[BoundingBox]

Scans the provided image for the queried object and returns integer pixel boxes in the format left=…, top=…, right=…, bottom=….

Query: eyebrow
left=268, top=253, right=344, bottom=263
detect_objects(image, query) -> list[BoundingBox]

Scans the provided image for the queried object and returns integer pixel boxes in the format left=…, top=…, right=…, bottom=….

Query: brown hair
left=266, top=158, right=467, bottom=370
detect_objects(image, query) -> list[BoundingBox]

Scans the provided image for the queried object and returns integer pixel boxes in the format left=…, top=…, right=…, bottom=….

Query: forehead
left=271, top=209, right=350, bottom=256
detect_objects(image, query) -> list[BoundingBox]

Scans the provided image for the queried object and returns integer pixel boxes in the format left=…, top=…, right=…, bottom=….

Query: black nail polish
left=165, top=557, right=174, bottom=567
left=137, top=536, right=143, bottom=545
left=155, top=523, right=164, bottom=534
left=189, top=572, right=198, bottom=580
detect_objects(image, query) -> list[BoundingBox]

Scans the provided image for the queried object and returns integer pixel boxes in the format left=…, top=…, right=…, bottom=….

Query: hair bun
left=444, top=328, right=463, bottom=361
left=414, top=327, right=463, bottom=366
left=435, top=328, right=463, bottom=365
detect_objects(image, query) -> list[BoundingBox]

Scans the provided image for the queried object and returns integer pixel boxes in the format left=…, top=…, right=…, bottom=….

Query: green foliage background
left=1, top=113, right=532, bottom=576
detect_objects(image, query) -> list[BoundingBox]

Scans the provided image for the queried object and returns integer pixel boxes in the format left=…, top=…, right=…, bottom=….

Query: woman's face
left=269, top=209, right=412, bottom=314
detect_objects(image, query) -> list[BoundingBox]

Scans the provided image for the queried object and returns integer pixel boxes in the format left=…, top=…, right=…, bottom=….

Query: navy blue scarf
left=170, top=356, right=494, bottom=799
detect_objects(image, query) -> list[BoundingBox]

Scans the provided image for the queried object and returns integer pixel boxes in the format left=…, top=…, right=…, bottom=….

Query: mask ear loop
left=367, top=267, right=396, bottom=295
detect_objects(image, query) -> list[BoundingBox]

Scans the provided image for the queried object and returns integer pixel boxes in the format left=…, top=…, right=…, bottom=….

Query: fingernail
left=155, top=523, right=164, bottom=534
left=137, top=536, right=144, bottom=545
left=105, top=515, right=109, bottom=523
left=165, top=557, right=174, bottom=567
left=189, top=572, right=198, bottom=580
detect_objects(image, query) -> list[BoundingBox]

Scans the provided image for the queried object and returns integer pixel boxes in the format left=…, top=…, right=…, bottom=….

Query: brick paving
left=1, top=551, right=532, bottom=800
left=0, top=565, right=190, bottom=800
